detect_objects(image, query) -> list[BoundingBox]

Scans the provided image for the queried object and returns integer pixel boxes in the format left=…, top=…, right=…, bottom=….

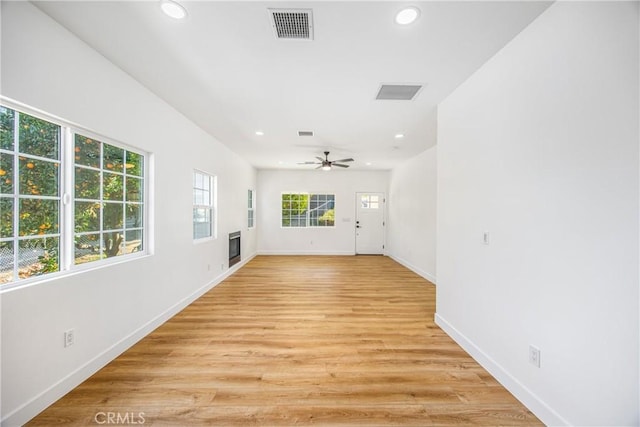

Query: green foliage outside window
left=0, top=107, right=61, bottom=283
left=281, top=193, right=309, bottom=227
left=74, top=134, right=144, bottom=264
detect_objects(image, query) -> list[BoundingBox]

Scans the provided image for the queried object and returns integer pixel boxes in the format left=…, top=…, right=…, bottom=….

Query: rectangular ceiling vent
left=269, top=9, right=314, bottom=40
left=375, top=84, right=423, bottom=100
left=298, top=130, right=314, bottom=137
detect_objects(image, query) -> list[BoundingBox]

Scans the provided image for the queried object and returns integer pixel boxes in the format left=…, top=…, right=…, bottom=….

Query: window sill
left=0, top=251, right=151, bottom=294
left=193, top=236, right=216, bottom=245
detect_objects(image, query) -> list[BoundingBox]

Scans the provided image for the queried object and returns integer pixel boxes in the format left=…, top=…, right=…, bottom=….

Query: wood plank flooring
left=28, top=255, right=541, bottom=426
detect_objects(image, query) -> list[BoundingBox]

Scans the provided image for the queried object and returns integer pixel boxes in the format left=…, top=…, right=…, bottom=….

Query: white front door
left=355, top=192, right=385, bottom=254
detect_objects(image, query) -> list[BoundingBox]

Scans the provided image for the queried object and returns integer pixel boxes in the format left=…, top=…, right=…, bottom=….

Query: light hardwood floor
left=29, top=255, right=541, bottom=426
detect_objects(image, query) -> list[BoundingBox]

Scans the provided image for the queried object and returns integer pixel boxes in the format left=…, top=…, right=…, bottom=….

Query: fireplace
left=229, top=231, right=241, bottom=267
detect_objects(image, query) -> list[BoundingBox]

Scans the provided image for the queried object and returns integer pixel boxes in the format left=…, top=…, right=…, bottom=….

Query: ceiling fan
left=298, top=151, right=354, bottom=171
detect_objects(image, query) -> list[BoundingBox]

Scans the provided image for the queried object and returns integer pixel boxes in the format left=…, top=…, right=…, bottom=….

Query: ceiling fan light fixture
left=395, top=6, right=420, bottom=25
left=322, top=165, right=332, bottom=171
left=160, top=0, right=187, bottom=19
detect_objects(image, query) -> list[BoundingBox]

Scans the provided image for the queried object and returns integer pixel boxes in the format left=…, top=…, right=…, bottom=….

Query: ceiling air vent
left=269, top=9, right=314, bottom=40
left=375, top=84, right=423, bottom=100
left=298, top=130, right=314, bottom=137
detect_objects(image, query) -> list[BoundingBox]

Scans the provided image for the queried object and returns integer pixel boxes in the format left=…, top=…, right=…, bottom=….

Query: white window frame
left=280, top=192, right=336, bottom=228
left=73, top=130, right=146, bottom=268
left=193, top=170, right=216, bottom=242
left=0, top=98, right=150, bottom=291
left=247, top=189, right=255, bottom=229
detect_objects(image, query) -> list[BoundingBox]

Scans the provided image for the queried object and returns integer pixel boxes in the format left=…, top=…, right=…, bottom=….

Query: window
left=360, top=194, right=380, bottom=209
left=74, top=134, right=144, bottom=265
left=1, top=107, right=61, bottom=284
left=0, top=103, right=147, bottom=287
left=247, top=189, right=254, bottom=229
left=193, top=171, right=215, bottom=240
left=281, top=192, right=335, bottom=227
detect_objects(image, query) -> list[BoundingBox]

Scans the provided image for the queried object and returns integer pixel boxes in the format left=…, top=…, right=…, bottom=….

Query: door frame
left=354, top=192, right=386, bottom=255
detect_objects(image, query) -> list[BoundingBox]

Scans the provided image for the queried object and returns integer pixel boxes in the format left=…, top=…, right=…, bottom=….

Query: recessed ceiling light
left=160, top=0, right=187, bottom=19
left=395, top=6, right=420, bottom=25
left=255, top=130, right=264, bottom=136
left=395, top=133, right=405, bottom=139
left=366, top=162, right=373, bottom=166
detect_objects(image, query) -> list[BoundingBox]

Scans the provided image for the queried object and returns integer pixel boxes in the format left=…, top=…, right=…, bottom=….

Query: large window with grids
left=0, top=103, right=147, bottom=288
left=281, top=193, right=335, bottom=227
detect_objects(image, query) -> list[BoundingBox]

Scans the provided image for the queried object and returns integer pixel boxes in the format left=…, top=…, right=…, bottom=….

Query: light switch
left=483, top=231, right=490, bottom=245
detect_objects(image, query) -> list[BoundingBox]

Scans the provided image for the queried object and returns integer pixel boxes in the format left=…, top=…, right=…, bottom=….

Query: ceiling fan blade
left=315, top=156, right=324, bottom=162
left=315, top=165, right=323, bottom=169
left=297, top=161, right=320, bottom=165
left=332, top=163, right=349, bottom=168
left=332, top=158, right=354, bottom=163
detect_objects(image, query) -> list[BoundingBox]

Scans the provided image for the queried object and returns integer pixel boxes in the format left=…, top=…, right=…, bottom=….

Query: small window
left=247, top=189, right=255, bottom=229
left=193, top=171, right=215, bottom=240
left=281, top=192, right=335, bottom=227
left=360, top=194, right=380, bottom=209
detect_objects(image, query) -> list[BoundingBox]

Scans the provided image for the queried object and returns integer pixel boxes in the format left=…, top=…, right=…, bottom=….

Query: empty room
left=1, top=1, right=638, bottom=426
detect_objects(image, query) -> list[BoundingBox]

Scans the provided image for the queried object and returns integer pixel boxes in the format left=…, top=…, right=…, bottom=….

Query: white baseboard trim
left=257, top=250, right=355, bottom=256
left=434, top=313, right=570, bottom=427
left=387, top=254, right=437, bottom=284
left=2, top=253, right=256, bottom=427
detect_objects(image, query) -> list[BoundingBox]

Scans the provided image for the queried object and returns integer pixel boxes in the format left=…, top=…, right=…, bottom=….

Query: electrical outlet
left=483, top=231, right=490, bottom=245
left=64, top=329, right=75, bottom=348
left=529, top=345, right=541, bottom=367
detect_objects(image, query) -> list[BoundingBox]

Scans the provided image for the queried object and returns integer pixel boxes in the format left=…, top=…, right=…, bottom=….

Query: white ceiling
left=34, top=1, right=551, bottom=170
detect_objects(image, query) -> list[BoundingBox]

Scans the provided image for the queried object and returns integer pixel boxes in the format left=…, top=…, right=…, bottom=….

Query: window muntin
left=0, top=103, right=147, bottom=288
left=74, top=134, right=144, bottom=265
left=193, top=171, right=215, bottom=240
left=247, top=189, right=254, bottom=229
left=281, top=192, right=335, bottom=227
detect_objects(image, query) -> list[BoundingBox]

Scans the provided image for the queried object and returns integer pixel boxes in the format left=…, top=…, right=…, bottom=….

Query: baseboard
left=387, top=254, right=437, bottom=284
left=257, top=250, right=356, bottom=256
left=1, top=253, right=256, bottom=427
left=434, top=313, right=570, bottom=426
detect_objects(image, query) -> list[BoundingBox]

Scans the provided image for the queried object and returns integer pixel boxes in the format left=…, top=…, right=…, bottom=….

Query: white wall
left=387, top=146, right=437, bottom=283
left=0, top=3, right=257, bottom=425
left=436, top=2, right=639, bottom=426
left=257, top=170, right=389, bottom=255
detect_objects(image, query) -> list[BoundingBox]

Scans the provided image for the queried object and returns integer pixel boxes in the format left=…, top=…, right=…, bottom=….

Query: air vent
left=375, top=84, right=423, bottom=100
left=269, top=9, right=314, bottom=40
left=298, top=130, right=314, bottom=137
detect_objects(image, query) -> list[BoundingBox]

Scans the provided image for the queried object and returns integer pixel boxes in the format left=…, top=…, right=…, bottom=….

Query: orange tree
left=1, top=109, right=60, bottom=275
